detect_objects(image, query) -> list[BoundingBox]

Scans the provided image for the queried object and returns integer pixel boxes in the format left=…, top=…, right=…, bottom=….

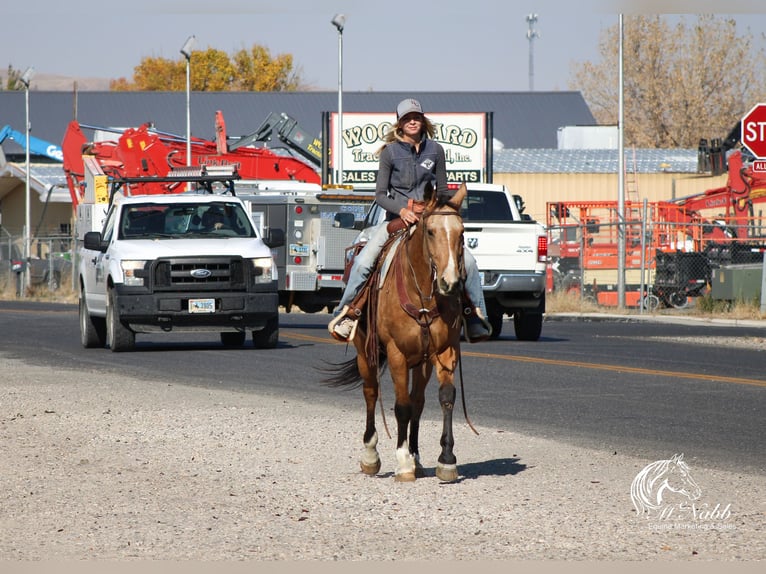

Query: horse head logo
left=630, top=454, right=702, bottom=518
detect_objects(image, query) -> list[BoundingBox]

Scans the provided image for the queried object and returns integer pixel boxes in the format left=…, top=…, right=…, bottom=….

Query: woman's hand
left=399, top=208, right=419, bottom=225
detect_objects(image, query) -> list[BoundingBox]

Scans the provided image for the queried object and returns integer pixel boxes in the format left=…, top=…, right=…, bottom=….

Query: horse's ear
left=448, top=183, right=467, bottom=210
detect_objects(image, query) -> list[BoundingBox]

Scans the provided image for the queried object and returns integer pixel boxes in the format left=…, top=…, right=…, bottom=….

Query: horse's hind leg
left=358, top=357, right=381, bottom=475
left=409, top=364, right=432, bottom=478
left=389, top=352, right=417, bottom=482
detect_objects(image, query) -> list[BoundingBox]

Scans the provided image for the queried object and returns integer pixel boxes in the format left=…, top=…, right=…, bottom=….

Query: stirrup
left=328, top=305, right=360, bottom=342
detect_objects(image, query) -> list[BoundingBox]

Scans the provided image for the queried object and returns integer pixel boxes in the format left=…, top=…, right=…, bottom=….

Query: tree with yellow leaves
left=569, top=15, right=766, bottom=148
left=110, top=44, right=305, bottom=92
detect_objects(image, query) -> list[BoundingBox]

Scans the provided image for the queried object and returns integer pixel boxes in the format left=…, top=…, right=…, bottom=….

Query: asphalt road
left=1, top=301, right=764, bottom=474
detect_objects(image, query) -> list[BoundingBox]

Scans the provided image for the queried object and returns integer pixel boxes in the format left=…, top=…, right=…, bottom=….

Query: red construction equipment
left=62, top=111, right=321, bottom=210
left=546, top=149, right=766, bottom=307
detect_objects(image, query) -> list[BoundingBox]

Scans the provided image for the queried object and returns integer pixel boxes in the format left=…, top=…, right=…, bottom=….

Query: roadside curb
left=546, top=312, right=766, bottom=329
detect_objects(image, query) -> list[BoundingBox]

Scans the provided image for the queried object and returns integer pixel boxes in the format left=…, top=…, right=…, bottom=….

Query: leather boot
left=464, top=307, right=492, bottom=343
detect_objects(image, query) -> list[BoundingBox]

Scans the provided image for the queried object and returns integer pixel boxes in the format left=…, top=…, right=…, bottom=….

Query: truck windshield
left=119, top=202, right=256, bottom=239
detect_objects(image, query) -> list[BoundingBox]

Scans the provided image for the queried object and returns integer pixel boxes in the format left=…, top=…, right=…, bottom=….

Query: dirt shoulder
left=0, top=355, right=763, bottom=561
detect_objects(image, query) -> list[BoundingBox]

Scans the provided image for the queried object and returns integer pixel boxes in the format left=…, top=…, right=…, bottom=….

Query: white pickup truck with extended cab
left=355, top=183, right=547, bottom=340
left=77, top=170, right=284, bottom=352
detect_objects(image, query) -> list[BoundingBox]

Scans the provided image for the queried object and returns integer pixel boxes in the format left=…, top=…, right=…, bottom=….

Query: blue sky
left=4, top=0, right=766, bottom=92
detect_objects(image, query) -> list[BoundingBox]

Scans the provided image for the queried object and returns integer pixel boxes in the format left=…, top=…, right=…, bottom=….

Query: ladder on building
left=624, top=147, right=642, bottom=247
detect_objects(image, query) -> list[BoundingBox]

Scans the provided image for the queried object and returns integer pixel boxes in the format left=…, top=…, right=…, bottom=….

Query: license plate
left=189, top=298, right=215, bottom=313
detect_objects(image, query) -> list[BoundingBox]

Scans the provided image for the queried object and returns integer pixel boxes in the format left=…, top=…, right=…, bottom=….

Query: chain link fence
left=0, top=231, right=75, bottom=295
left=546, top=201, right=766, bottom=311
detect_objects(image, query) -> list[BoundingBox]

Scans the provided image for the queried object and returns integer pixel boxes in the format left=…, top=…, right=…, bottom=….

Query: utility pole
left=526, top=14, right=539, bottom=91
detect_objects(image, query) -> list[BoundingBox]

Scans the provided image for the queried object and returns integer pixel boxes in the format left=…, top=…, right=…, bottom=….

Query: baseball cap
left=396, top=98, right=423, bottom=120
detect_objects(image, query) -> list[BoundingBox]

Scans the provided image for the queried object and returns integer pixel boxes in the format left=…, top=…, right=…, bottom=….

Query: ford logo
left=190, top=268, right=212, bottom=279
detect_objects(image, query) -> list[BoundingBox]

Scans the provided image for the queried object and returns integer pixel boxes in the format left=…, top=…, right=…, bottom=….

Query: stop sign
left=741, top=103, right=766, bottom=158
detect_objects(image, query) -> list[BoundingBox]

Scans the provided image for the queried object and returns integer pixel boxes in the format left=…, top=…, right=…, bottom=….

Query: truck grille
left=151, top=257, right=246, bottom=291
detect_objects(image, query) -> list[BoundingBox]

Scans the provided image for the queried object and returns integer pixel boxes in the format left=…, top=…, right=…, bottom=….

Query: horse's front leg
left=357, top=353, right=381, bottom=475
left=434, top=349, right=459, bottom=482
left=388, top=351, right=417, bottom=482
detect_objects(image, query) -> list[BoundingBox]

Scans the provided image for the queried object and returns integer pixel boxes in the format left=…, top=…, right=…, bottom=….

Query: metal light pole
left=21, top=66, right=34, bottom=297
left=526, top=14, right=539, bottom=91
left=180, top=35, right=196, bottom=169
left=331, top=14, right=345, bottom=186
left=617, top=14, right=626, bottom=308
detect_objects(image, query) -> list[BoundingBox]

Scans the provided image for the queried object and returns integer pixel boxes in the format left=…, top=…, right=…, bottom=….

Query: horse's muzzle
left=437, top=277, right=463, bottom=296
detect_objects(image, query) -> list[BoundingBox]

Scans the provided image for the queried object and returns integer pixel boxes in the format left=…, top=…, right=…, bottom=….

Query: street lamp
left=20, top=66, right=34, bottom=296
left=331, top=14, right=345, bottom=186
left=180, top=35, right=196, bottom=169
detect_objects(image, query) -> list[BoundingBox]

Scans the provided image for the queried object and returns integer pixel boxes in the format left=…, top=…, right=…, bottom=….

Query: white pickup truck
left=353, top=183, right=547, bottom=341
left=78, top=190, right=284, bottom=352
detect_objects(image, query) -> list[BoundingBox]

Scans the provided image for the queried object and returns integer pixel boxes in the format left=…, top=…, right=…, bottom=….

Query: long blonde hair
left=376, top=115, right=436, bottom=155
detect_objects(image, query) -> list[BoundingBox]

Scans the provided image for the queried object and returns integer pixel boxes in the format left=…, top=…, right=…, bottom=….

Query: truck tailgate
left=464, top=223, right=541, bottom=271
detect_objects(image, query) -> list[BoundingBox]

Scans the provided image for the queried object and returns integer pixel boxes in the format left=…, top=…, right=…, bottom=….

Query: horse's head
left=663, top=454, right=702, bottom=501
left=419, top=183, right=466, bottom=296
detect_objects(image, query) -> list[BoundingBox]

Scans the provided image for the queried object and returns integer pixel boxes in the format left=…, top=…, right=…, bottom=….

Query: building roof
left=494, top=148, right=701, bottom=174
left=0, top=90, right=596, bottom=155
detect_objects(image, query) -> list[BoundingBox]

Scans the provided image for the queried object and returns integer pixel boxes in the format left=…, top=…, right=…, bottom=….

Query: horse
left=630, top=454, right=702, bottom=517
left=324, top=182, right=468, bottom=482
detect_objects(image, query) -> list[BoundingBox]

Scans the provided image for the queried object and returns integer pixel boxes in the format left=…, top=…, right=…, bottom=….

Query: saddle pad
left=377, top=234, right=405, bottom=289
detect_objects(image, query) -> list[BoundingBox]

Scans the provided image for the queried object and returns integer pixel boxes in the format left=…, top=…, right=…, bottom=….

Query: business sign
left=329, top=112, right=490, bottom=190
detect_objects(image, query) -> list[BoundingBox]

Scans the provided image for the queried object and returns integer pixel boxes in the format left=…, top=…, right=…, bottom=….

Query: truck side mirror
left=264, top=228, right=285, bottom=249
left=83, top=231, right=106, bottom=252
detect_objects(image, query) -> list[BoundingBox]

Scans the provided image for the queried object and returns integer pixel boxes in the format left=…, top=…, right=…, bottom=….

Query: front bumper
left=113, top=287, right=279, bottom=332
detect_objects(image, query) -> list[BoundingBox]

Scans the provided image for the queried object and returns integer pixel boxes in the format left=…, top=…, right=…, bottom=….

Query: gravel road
left=0, top=354, right=763, bottom=561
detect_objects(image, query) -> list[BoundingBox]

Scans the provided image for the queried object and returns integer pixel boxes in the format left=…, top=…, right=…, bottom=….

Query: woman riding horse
left=325, top=182, right=470, bottom=481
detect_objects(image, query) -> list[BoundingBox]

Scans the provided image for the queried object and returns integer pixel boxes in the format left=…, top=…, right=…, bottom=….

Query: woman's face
left=399, top=113, right=424, bottom=139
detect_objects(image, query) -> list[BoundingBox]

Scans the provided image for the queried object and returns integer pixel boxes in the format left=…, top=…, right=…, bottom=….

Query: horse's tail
left=319, top=352, right=388, bottom=390
left=320, top=357, right=363, bottom=389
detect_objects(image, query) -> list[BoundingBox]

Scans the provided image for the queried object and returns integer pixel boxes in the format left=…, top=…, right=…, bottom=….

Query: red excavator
left=62, top=110, right=322, bottom=210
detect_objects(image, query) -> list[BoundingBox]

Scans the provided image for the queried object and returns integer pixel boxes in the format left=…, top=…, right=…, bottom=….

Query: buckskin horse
left=325, top=182, right=468, bottom=482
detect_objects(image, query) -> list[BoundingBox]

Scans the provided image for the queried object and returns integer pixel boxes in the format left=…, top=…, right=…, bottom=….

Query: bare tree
left=570, top=15, right=766, bottom=148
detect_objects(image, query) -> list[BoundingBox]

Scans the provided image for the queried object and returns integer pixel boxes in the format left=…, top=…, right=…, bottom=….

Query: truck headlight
left=121, top=260, right=147, bottom=286
left=251, top=257, right=275, bottom=284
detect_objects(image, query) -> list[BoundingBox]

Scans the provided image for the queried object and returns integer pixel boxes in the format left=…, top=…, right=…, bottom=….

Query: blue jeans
left=337, top=222, right=487, bottom=317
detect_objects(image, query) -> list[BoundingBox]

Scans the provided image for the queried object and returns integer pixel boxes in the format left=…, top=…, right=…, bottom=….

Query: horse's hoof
left=360, top=460, right=381, bottom=475
left=415, top=464, right=426, bottom=478
left=436, top=463, right=459, bottom=482
left=394, top=471, right=416, bottom=482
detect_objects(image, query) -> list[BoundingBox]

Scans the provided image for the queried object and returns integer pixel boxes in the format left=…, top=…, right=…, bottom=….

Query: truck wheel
left=669, top=291, right=688, bottom=309
left=47, top=271, right=61, bottom=291
left=252, top=315, right=279, bottom=349
left=107, top=288, right=135, bottom=352
left=79, top=293, right=106, bottom=348
left=488, top=311, right=503, bottom=339
left=513, top=311, right=543, bottom=341
left=221, top=332, right=247, bottom=347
